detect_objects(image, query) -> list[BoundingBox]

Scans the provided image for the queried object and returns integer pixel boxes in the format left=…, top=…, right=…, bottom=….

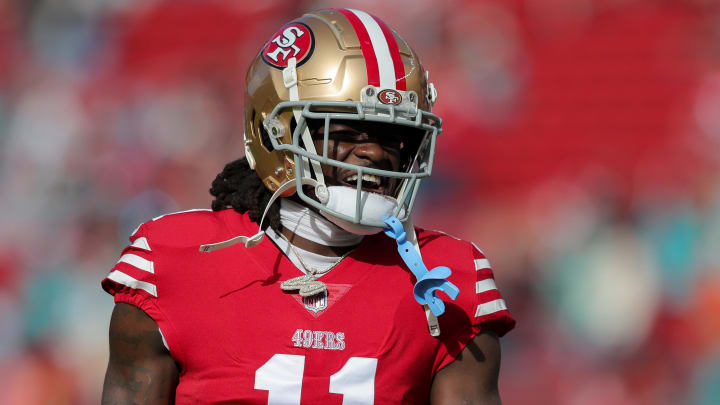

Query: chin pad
left=319, top=186, right=402, bottom=235
left=321, top=214, right=385, bottom=235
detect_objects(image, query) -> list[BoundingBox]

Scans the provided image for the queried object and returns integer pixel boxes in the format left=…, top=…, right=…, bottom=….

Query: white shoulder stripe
left=130, top=237, right=151, bottom=251
left=158, top=328, right=170, bottom=351
left=475, top=278, right=498, bottom=294
left=118, top=253, right=154, bottom=274
left=107, top=270, right=157, bottom=297
left=152, top=208, right=212, bottom=221
left=130, top=224, right=142, bottom=237
left=474, top=258, right=491, bottom=270
left=471, top=242, right=485, bottom=254
left=475, top=299, right=507, bottom=317
left=348, top=9, right=396, bottom=89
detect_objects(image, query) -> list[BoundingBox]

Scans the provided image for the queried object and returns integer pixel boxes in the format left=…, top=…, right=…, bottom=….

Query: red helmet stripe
left=347, top=9, right=397, bottom=89
left=335, top=8, right=380, bottom=86
left=371, top=15, right=406, bottom=91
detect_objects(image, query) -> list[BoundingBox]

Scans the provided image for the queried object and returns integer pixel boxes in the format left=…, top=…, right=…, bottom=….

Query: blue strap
left=383, top=217, right=459, bottom=316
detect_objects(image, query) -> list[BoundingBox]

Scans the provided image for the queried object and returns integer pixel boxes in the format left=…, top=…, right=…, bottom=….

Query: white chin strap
left=320, top=186, right=403, bottom=235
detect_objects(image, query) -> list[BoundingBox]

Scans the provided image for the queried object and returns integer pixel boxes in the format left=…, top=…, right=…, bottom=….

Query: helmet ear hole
left=261, top=116, right=298, bottom=152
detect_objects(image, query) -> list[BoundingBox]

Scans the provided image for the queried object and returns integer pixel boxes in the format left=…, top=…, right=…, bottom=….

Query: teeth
left=344, top=174, right=381, bottom=186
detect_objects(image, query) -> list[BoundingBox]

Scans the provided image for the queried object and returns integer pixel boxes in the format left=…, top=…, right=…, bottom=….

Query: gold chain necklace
left=277, top=232, right=355, bottom=297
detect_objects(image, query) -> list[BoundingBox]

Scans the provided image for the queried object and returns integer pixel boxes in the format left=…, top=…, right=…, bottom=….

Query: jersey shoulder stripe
left=475, top=299, right=508, bottom=317
left=475, top=278, right=498, bottom=294
left=474, top=258, right=490, bottom=270
left=130, top=236, right=151, bottom=251
left=151, top=208, right=213, bottom=221
left=106, top=270, right=157, bottom=297
left=117, top=253, right=154, bottom=274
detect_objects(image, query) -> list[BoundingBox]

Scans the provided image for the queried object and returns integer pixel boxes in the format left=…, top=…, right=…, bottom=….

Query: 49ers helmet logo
left=378, top=89, right=402, bottom=105
left=262, top=22, right=315, bottom=69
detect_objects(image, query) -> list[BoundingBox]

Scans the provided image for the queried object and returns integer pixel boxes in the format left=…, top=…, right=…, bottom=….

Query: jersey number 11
left=254, top=354, right=378, bottom=404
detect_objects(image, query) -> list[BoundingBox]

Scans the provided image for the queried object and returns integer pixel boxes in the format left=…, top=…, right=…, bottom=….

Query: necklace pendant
left=281, top=274, right=327, bottom=297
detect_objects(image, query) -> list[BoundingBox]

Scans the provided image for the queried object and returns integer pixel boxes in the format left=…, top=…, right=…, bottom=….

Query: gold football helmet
left=243, top=8, right=441, bottom=228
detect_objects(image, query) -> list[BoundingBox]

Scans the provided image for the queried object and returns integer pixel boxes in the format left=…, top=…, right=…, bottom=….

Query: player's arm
left=102, top=303, right=179, bottom=405
left=430, top=331, right=502, bottom=405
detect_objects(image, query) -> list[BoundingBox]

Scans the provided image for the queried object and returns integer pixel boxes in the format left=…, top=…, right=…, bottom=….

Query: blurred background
left=1, top=0, right=719, bottom=403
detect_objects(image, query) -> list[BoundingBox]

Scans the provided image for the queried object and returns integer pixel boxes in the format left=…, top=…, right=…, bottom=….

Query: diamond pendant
left=280, top=273, right=327, bottom=297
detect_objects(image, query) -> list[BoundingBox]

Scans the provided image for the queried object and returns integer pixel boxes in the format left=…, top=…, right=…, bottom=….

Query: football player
left=101, top=8, right=515, bottom=405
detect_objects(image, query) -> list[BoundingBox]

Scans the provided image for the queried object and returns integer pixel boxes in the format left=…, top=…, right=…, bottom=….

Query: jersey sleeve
left=101, top=222, right=166, bottom=330
left=433, top=243, right=516, bottom=372
left=467, top=244, right=515, bottom=336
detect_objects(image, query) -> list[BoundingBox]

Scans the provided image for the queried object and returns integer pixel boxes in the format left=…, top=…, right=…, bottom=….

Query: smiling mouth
left=340, top=173, right=388, bottom=195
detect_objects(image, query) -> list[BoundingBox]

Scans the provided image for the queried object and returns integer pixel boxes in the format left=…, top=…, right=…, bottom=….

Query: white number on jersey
left=254, top=354, right=305, bottom=405
left=329, top=357, right=378, bottom=405
left=254, top=354, right=377, bottom=404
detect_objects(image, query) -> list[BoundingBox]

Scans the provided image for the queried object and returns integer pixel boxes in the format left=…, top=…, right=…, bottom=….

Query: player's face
left=310, top=120, right=408, bottom=196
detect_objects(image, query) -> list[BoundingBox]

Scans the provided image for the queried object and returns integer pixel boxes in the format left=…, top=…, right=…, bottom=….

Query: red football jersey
left=102, top=209, right=515, bottom=404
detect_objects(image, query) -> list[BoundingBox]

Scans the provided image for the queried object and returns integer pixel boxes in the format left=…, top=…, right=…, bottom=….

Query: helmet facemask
left=261, top=88, right=441, bottom=230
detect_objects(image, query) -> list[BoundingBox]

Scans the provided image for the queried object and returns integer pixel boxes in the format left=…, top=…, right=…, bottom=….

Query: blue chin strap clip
left=383, top=216, right=460, bottom=316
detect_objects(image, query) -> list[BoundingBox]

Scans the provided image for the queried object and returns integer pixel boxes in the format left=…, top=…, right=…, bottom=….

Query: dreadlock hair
left=209, top=157, right=281, bottom=233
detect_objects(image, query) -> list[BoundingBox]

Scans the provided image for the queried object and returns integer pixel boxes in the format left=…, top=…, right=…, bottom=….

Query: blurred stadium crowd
left=1, top=0, right=720, bottom=403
